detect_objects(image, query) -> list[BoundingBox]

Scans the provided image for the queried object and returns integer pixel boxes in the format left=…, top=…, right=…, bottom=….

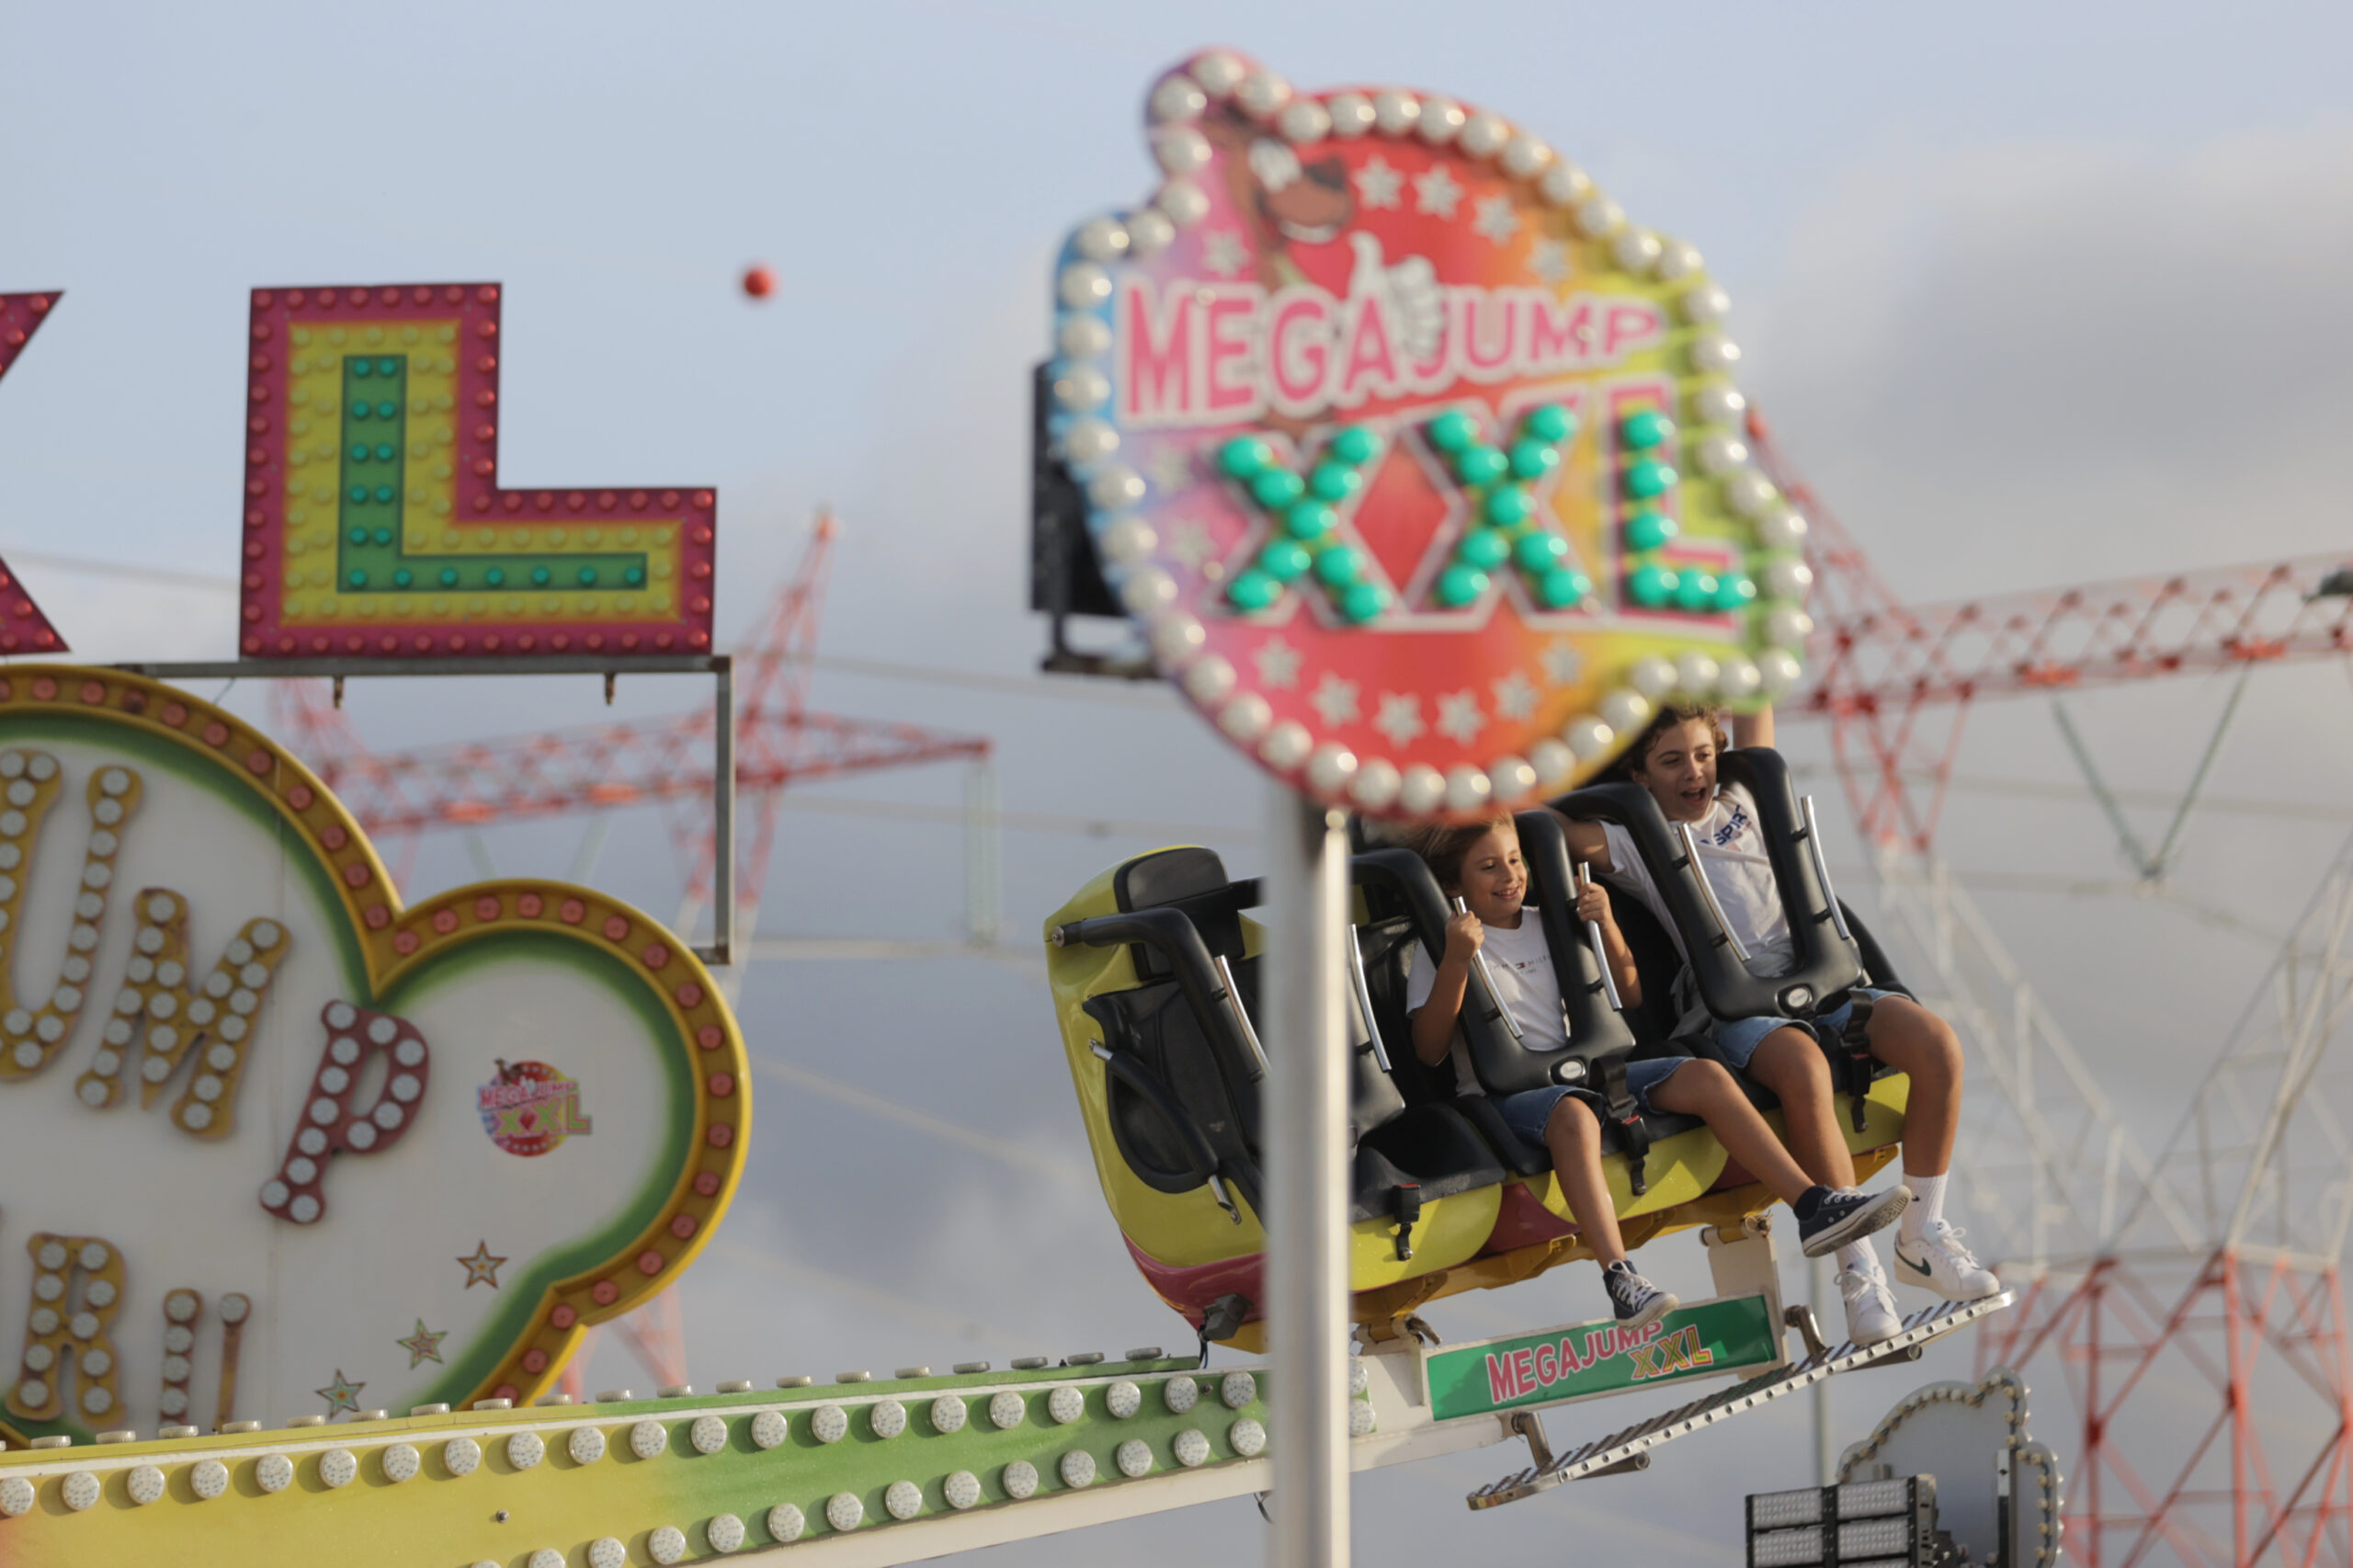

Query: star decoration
left=1374, top=693, right=1426, bottom=747
left=1200, top=229, right=1250, bottom=278
left=457, top=1241, right=507, bottom=1290
left=1254, top=637, right=1302, bottom=690
left=315, top=1369, right=365, bottom=1416
left=1412, top=165, right=1462, bottom=220
left=1492, top=669, right=1540, bottom=722
left=1540, top=640, right=1584, bottom=685
left=1353, top=156, right=1404, bottom=210
left=1437, top=689, right=1486, bottom=744
left=1312, top=674, right=1361, bottom=728
left=1472, top=194, right=1520, bottom=245
left=398, top=1319, right=448, bottom=1369
left=1167, top=518, right=1216, bottom=568
left=1145, top=444, right=1199, bottom=496
left=1528, top=238, right=1573, bottom=284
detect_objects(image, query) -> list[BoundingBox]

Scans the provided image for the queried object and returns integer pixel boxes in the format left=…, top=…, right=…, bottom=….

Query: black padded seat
left=1083, top=846, right=1510, bottom=1227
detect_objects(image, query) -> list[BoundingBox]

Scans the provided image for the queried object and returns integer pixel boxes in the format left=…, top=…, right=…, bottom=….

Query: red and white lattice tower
left=1758, top=407, right=2353, bottom=1566
left=267, top=514, right=994, bottom=940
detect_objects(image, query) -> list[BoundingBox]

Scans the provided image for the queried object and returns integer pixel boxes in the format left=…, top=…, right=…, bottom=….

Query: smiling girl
left=1559, top=704, right=1997, bottom=1347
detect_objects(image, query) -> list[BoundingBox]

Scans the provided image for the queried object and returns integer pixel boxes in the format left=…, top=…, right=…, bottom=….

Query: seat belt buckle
left=1391, top=1183, right=1424, bottom=1261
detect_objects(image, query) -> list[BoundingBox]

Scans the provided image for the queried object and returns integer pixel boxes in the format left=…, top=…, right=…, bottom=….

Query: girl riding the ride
left=1559, top=703, right=2000, bottom=1347
left=1406, top=815, right=1909, bottom=1333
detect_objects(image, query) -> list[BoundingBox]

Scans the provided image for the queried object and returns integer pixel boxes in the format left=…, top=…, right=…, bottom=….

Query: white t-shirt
left=1404, top=913, right=1565, bottom=1095
left=1598, top=782, right=1795, bottom=977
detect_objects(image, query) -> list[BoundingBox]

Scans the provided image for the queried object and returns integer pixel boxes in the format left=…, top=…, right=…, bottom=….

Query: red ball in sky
left=740, top=264, right=776, bottom=300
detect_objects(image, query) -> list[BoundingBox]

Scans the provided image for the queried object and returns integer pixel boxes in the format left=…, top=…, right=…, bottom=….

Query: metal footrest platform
left=1465, top=1291, right=2014, bottom=1510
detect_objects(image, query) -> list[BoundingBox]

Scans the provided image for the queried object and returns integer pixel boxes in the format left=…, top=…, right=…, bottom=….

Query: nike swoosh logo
left=1895, top=1250, right=1934, bottom=1278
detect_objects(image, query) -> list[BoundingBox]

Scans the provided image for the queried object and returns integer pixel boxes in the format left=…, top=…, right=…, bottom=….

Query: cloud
left=1747, top=118, right=2353, bottom=600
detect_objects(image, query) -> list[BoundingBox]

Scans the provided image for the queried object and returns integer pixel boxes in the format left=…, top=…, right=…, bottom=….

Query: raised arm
left=1547, top=808, right=1615, bottom=876
left=1733, top=703, right=1775, bottom=750
left=1407, top=909, right=1483, bottom=1068
left=1573, top=874, right=1642, bottom=1006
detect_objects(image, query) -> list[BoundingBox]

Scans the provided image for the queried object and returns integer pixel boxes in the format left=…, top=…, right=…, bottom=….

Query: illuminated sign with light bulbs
left=1044, top=51, right=1815, bottom=819
left=238, top=283, right=718, bottom=662
left=0, top=670, right=747, bottom=1446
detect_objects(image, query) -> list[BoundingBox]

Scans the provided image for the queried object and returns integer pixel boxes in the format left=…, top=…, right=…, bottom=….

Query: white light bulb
left=1529, top=739, right=1575, bottom=789
left=1151, top=75, right=1208, bottom=123
left=1694, top=435, right=1749, bottom=475
left=1765, top=607, right=1814, bottom=649
left=1220, top=693, right=1273, bottom=743
left=1445, top=767, right=1495, bottom=812
left=1688, top=334, right=1742, bottom=374
left=1126, top=208, right=1176, bottom=256
left=1654, top=241, right=1704, bottom=280
left=1279, top=99, right=1331, bottom=143
left=1076, top=217, right=1131, bottom=262
left=1563, top=717, right=1616, bottom=760
left=1156, top=180, right=1210, bottom=227
left=1307, top=744, right=1359, bottom=795
left=1680, top=284, right=1731, bottom=324
left=1326, top=93, right=1375, bottom=137
left=1723, top=470, right=1779, bottom=517
left=1539, top=160, right=1592, bottom=207
left=1236, top=72, right=1291, bottom=119
left=1756, top=508, right=1809, bottom=550
left=1190, top=52, right=1245, bottom=96
left=1674, top=653, right=1721, bottom=696
left=1260, top=722, right=1312, bottom=770
left=1154, top=128, right=1211, bottom=176
left=1628, top=656, right=1677, bottom=700
left=1060, top=416, right=1118, bottom=466
left=1488, top=756, right=1538, bottom=801
left=1418, top=98, right=1466, bottom=142
left=1597, top=688, right=1651, bottom=734
left=1611, top=230, right=1663, bottom=273
left=1371, top=91, right=1420, bottom=135
left=1116, top=564, right=1174, bottom=617
left=1350, top=758, right=1402, bottom=809
left=1764, top=560, right=1814, bottom=601
left=1458, top=111, right=1509, bottom=156
left=1399, top=766, right=1448, bottom=814
left=1692, top=384, right=1748, bottom=427
left=1100, top=517, right=1156, bottom=564
left=1501, top=133, right=1552, bottom=177
left=1183, top=656, right=1236, bottom=704
left=1056, top=263, right=1112, bottom=311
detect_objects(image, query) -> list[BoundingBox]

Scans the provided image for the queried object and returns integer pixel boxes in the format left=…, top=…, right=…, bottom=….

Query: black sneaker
left=1602, top=1260, right=1677, bottom=1332
left=1797, top=1185, right=1910, bottom=1257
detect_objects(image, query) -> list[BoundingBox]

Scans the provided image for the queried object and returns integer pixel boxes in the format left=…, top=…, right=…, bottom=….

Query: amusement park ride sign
left=1045, top=51, right=1814, bottom=817
left=0, top=290, right=748, bottom=1448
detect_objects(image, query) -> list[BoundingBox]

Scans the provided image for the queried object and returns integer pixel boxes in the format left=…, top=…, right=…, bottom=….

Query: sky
left=6, top=1, right=2353, bottom=1561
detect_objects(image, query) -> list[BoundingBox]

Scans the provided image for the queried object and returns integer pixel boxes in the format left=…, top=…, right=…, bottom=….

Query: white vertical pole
left=1812, top=1252, right=1834, bottom=1485
left=1263, top=785, right=1351, bottom=1568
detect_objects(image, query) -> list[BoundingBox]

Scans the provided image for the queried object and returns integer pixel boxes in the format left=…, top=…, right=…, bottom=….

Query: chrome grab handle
left=1576, top=861, right=1624, bottom=1013
left=1345, top=926, right=1393, bottom=1073
left=1452, top=896, right=1525, bottom=1042
left=1799, top=795, right=1853, bottom=942
left=1674, top=821, right=1753, bottom=963
left=1214, top=954, right=1270, bottom=1075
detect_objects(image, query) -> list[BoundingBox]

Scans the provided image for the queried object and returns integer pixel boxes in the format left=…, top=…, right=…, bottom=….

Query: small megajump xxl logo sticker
left=478, top=1059, right=593, bottom=1156
left=1044, top=51, right=1817, bottom=821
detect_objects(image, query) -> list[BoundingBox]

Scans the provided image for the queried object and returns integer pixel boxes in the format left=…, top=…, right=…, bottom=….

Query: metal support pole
left=1812, top=1252, right=1835, bottom=1485
left=706, top=655, right=736, bottom=967
left=1263, top=784, right=1350, bottom=1568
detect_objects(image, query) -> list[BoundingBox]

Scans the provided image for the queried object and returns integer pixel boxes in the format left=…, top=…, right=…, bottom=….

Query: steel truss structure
left=264, top=515, right=994, bottom=949
left=1772, top=403, right=2353, bottom=1566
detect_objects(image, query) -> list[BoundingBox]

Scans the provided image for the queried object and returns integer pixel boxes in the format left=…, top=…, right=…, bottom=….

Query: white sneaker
left=1893, top=1221, right=2000, bottom=1301
left=1838, top=1265, right=1903, bottom=1347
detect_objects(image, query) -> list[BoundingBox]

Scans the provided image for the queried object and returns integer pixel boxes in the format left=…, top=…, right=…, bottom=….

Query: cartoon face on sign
left=1047, top=51, right=1814, bottom=819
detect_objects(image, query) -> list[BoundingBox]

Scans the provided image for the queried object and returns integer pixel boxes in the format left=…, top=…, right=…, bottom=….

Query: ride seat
left=1554, top=750, right=1915, bottom=1123
left=1078, top=847, right=1506, bottom=1228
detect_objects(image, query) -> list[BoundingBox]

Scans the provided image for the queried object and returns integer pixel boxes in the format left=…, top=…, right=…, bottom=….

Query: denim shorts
left=1710, top=987, right=1894, bottom=1072
left=1497, top=1056, right=1688, bottom=1144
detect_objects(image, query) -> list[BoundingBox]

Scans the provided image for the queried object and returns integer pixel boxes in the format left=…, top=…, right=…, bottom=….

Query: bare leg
left=1647, top=1060, right=1816, bottom=1205
left=1746, top=1028, right=1858, bottom=1189
left=1544, top=1096, right=1629, bottom=1267
left=1863, top=996, right=1961, bottom=1176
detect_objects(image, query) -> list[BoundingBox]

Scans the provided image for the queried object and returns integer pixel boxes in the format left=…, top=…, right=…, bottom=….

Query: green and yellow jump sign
left=1425, top=1294, right=1780, bottom=1423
